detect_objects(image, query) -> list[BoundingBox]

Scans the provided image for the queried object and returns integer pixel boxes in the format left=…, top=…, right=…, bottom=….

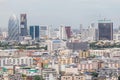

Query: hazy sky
left=0, top=0, right=120, bottom=29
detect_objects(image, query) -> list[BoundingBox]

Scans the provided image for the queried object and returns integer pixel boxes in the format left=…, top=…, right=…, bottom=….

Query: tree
left=34, top=75, right=44, bottom=80
left=22, top=74, right=26, bottom=77
left=118, top=76, right=120, bottom=80
left=44, top=45, right=47, bottom=50
left=91, top=72, right=98, bottom=77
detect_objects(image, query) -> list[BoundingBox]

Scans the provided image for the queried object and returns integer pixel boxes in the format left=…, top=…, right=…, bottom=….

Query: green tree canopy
left=34, top=75, right=44, bottom=80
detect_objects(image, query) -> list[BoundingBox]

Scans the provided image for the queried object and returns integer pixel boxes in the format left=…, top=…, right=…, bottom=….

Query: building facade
left=29, top=25, right=40, bottom=40
left=20, top=14, right=28, bottom=36
left=40, top=26, right=49, bottom=39
left=59, top=26, right=67, bottom=40
left=8, top=15, right=19, bottom=41
left=98, top=20, right=113, bottom=40
left=0, top=57, right=33, bottom=67
left=65, top=26, right=72, bottom=39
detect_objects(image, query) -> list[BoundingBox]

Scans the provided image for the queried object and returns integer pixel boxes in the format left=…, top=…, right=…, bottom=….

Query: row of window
left=0, top=58, right=33, bottom=66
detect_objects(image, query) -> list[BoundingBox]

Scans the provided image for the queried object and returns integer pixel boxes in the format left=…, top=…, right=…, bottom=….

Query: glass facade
left=20, top=14, right=28, bottom=36
left=30, top=26, right=34, bottom=39
left=29, top=26, right=40, bottom=40
left=98, top=23, right=113, bottom=40
left=35, top=26, right=39, bottom=40
left=8, top=15, right=19, bottom=41
left=65, top=26, right=71, bottom=39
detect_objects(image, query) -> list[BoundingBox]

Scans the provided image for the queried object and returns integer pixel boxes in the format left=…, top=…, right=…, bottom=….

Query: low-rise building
left=42, top=68, right=57, bottom=80
left=61, top=75, right=86, bottom=80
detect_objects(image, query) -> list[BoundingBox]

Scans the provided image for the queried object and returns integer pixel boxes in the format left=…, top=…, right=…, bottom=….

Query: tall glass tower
left=20, top=14, right=28, bottom=36
left=29, top=25, right=40, bottom=40
left=8, top=15, right=19, bottom=41
left=98, top=19, right=113, bottom=40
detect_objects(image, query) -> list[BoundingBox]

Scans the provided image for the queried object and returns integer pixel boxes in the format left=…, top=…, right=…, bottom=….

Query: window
left=0, top=60, right=1, bottom=66
left=29, top=59, right=32, bottom=65
left=17, top=59, right=19, bottom=65
left=13, top=59, right=15, bottom=64
left=21, top=59, right=24, bottom=64
left=3, top=60, right=5, bottom=66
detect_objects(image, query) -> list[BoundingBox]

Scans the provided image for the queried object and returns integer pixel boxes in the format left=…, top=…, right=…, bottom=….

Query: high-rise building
left=87, top=24, right=97, bottom=41
left=20, top=14, right=28, bottom=36
left=65, top=26, right=72, bottom=39
left=50, top=28, right=59, bottom=39
left=98, top=20, right=113, bottom=40
left=8, top=15, right=19, bottom=41
left=79, top=23, right=97, bottom=41
left=29, top=26, right=40, bottom=40
left=59, top=26, right=67, bottom=40
left=40, top=26, right=49, bottom=39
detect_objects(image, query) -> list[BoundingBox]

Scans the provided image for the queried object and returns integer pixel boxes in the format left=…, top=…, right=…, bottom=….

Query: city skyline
left=0, top=0, right=120, bottom=29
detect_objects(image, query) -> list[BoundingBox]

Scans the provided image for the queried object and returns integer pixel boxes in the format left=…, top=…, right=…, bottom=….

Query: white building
left=42, top=68, right=57, bottom=80
left=89, top=49, right=110, bottom=57
left=59, top=26, right=67, bottom=40
left=46, top=40, right=66, bottom=52
left=2, top=31, right=8, bottom=39
left=50, top=29, right=60, bottom=39
left=0, top=57, right=33, bottom=67
left=80, top=24, right=97, bottom=41
left=40, top=26, right=50, bottom=39
left=90, top=48, right=120, bottom=58
left=113, top=33, right=120, bottom=41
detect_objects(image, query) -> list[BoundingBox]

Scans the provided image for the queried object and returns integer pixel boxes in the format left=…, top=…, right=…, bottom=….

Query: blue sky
left=0, top=0, right=120, bottom=29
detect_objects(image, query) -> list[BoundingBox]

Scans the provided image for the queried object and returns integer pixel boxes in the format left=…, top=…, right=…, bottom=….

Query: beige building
left=73, top=76, right=85, bottom=80
left=58, top=57, right=73, bottom=65
left=79, top=51, right=90, bottom=58
left=61, top=76, right=72, bottom=80
left=89, top=49, right=110, bottom=57
left=78, top=61, right=98, bottom=72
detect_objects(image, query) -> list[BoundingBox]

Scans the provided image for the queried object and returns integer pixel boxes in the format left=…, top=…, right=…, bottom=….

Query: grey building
left=66, top=42, right=89, bottom=51
left=42, top=68, right=57, bottom=80
left=98, top=20, right=113, bottom=40
left=20, top=14, right=28, bottom=36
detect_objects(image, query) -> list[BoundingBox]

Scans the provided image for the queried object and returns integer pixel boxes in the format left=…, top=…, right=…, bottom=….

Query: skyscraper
left=40, top=26, right=49, bottom=39
left=98, top=20, right=113, bottom=40
left=65, top=26, right=72, bottom=39
left=8, top=15, right=19, bottom=41
left=59, top=26, right=67, bottom=40
left=20, top=14, right=28, bottom=36
left=29, top=26, right=40, bottom=40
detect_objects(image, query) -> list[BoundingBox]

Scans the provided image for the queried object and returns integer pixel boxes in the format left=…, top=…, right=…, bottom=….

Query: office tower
left=40, top=26, right=49, bottom=39
left=65, top=26, right=72, bottom=39
left=79, top=23, right=97, bottom=41
left=50, top=28, right=59, bottom=39
left=98, top=20, right=113, bottom=40
left=20, top=14, right=28, bottom=36
left=59, top=26, right=67, bottom=40
left=87, top=23, right=96, bottom=41
left=8, top=15, right=19, bottom=41
left=29, top=26, right=40, bottom=40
